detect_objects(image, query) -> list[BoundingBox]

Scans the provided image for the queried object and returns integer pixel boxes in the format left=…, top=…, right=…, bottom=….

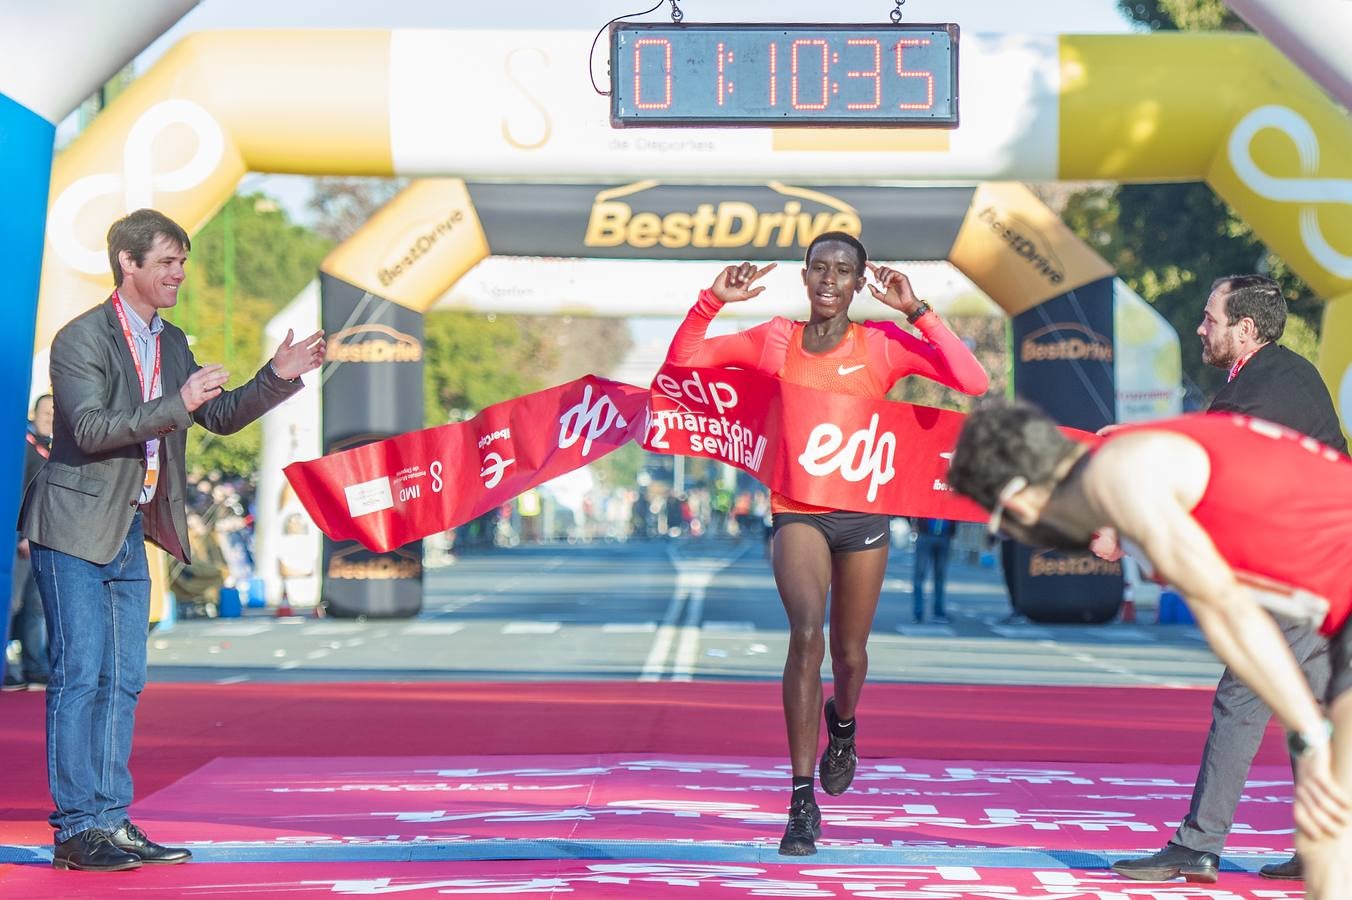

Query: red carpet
left=0, top=681, right=1295, bottom=899
left=0, top=680, right=1287, bottom=843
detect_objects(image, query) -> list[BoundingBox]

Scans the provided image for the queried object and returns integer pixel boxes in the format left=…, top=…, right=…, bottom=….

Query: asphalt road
left=146, top=537, right=1224, bottom=688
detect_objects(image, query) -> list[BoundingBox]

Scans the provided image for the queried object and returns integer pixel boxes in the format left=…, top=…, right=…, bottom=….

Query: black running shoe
left=818, top=697, right=857, bottom=796
left=778, top=797, right=822, bottom=856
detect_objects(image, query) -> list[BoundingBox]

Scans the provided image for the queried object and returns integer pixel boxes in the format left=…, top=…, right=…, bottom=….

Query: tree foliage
left=1117, top=0, right=1245, bottom=30
left=175, top=193, right=333, bottom=477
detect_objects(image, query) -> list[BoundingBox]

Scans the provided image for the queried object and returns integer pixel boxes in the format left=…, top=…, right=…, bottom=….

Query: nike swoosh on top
left=864, top=532, right=886, bottom=545
left=837, top=364, right=866, bottom=376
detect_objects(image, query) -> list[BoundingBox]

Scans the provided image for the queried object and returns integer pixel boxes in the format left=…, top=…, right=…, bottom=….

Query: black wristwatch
left=1287, top=719, right=1333, bottom=759
left=905, top=302, right=932, bottom=324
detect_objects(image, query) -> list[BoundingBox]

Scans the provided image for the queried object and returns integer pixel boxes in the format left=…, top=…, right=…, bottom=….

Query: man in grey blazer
left=20, top=209, right=325, bottom=871
left=1112, top=274, right=1344, bottom=884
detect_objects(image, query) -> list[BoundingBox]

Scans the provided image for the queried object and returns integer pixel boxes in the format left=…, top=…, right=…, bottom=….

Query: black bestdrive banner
left=319, top=273, right=426, bottom=618
left=466, top=182, right=975, bottom=262
left=1009, top=278, right=1123, bottom=622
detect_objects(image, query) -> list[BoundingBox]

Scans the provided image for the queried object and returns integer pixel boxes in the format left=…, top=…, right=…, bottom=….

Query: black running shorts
left=1330, top=621, right=1352, bottom=703
left=771, top=511, right=892, bottom=554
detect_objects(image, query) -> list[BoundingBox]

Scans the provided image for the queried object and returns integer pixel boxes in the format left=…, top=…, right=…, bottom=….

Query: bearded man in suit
left=1112, top=274, right=1346, bottom=884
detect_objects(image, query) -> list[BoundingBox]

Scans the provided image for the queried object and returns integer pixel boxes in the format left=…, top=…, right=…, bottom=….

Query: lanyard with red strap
left=1228, top=347, right=1259, bottom=383
left=25, top=431, right=49, bottom=460
left=111, top=291, right=163, bottom=499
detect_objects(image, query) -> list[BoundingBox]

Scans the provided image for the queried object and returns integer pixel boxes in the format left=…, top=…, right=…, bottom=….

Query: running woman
left=948, top=401, right=1352, bottom=898
left=664, top=232, right=989, bottom=854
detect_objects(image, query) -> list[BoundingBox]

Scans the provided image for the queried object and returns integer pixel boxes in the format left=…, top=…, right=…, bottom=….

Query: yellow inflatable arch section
left=37, top=29, right=1352, bottom=426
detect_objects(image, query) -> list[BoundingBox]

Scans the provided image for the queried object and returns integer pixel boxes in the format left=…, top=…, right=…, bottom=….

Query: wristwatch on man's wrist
left=1287, top=719, right=1333, bottom=759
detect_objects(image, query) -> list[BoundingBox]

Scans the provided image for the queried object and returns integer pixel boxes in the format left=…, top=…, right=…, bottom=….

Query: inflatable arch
left=247, top=176, right=1179, bottom=617
left=0, top=0, right=198, bottom=649
left=10, top=26, right=1351, bottom=611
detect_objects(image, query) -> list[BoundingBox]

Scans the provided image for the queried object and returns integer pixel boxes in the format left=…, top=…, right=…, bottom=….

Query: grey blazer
left=20, top=297, right=303, bottom=565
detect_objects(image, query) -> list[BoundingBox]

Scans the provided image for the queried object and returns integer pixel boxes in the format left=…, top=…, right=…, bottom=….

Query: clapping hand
left=180, top=364, right=230, bottom=412
left=271, top=329, right=326, bottom=381
left=710, top=262, right=777, bottom=304
left=866, top=263, right=925, bottom=318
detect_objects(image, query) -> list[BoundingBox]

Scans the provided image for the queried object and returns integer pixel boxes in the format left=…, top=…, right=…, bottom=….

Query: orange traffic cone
left=275, top=579, right=294, bottom=618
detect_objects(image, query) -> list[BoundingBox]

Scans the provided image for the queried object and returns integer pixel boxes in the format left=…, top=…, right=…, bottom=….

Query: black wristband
left=905, top=302, right=932, bottom=324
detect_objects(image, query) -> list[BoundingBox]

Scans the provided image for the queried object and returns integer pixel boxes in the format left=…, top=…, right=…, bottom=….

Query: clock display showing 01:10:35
left=610, top=23, right=959, bottom=128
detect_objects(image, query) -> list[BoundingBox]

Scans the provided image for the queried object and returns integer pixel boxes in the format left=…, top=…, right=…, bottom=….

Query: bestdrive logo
left=327, top=324, right=423, bottom=364
left=584, top=181, right=862, bottom=251
left=1020, top=323, right=1113, bottom=364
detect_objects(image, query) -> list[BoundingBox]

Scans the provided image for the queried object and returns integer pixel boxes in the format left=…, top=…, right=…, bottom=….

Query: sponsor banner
left=321, top=276, right=427, bottom=616
left=645, top=365, right=985, bottom=522
left=322, top=178, right=490, bottom=313
left=1061, top=33, right=1352, bottom=298
left=949, top=182, right=1115, bottom=314
left=285, top=368, right=1004, bottom=554
left=1319, top=291, right=1352, bottom=441
left=1010, top=280, right=1121, bottom=619
left=36, top=29, right=394, bottom=356
left=1113, top=279, right=1183, bottom=423
left=1012, top=280, right=1116, bottom=435
left=469, top=181, right=973, bottom=262
left=131, top=754, right=1296, bottom=853
left=288, top=376, right=650, bottom=553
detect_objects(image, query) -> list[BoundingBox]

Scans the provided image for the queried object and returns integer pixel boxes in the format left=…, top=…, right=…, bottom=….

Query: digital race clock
left=610, top=23, right=959, bottom=128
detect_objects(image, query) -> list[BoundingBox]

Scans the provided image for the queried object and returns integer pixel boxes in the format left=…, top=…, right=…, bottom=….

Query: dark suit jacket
left=19, top=297, right=303, bottom=565
left=1207, top=342, right=1347, bottom=453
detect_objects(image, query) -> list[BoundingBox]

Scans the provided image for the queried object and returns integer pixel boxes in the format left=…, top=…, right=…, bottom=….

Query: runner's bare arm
left=1088, top=436, right=1349, bottom=838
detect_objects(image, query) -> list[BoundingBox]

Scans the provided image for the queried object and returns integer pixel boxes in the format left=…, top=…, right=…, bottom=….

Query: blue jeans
left=912, top=535, right=952, bottom=619
left=30, top=514, right=150, bottom=842
left=10, top=552, right=49, bottom=681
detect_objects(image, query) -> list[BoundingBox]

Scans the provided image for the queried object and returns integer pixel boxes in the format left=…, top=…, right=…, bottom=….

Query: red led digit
left=717, top=41, right=726, bottom=106
left=893, top=38, right=934, bottom=110
left=845, top=38, right=881, bottom=110
left=768, top=42, right=778, bottom=106
left=790, top=39, right=829, bottom=110
left=633, top=38, right=672, bottom=110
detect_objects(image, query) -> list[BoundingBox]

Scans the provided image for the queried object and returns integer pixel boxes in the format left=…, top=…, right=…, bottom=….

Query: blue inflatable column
left=0, top=92, right=55, bottom=655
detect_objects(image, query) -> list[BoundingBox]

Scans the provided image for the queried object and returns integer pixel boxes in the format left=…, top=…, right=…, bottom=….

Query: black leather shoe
left=108, top=821, right=192, bottom=864
left=1111, top=845, right=1219, bottom=883
left=1259, top=856, right=1302, bottom=880
left=52, top=828, right=142, bottom=871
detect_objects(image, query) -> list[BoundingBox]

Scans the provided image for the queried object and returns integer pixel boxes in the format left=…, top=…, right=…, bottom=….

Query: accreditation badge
left=143, top=440, right=161, bottom=496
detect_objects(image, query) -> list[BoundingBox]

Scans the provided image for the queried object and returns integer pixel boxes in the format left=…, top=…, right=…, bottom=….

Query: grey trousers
left=1171, top=617, right=1330, bottom=854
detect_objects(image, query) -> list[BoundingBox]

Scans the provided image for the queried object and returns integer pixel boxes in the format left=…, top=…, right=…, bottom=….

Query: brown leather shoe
left=1111, top=845, right=1219, bottom=883
left=52, top=828, right=142, bottom=871
left=108, top=821, right=192, bottom=864
left=1259, top=855, right=1302, bottom=880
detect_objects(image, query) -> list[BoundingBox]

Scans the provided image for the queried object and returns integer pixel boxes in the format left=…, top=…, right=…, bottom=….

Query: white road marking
left=502, top=621, right=561, bottom=634
left=403, top=622, right=467, bottom=636
left=641, top=547, right=748, bottom=682
left=602, top=622, right=657, bottom=633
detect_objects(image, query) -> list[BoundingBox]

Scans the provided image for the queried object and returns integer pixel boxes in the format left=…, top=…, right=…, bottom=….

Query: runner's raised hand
left=866, top=262, right=924, bottom=317
left=711, top=262, right=777, bottom=304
